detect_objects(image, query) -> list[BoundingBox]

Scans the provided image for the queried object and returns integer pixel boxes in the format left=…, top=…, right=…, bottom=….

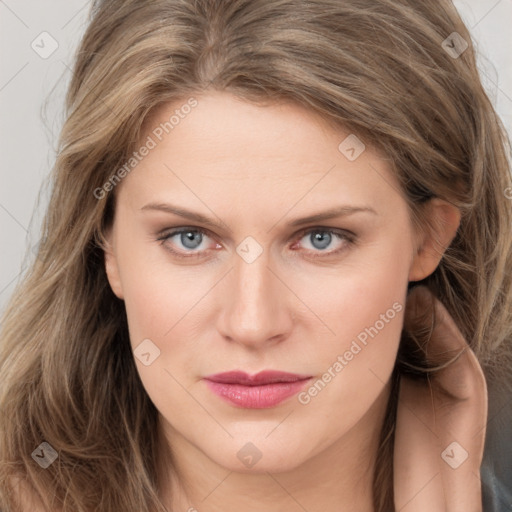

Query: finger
left=394, top=286, right=488, bottom=512
left=404, top=286, right=486, bottom=406
left=394, top=374, right=445, bottom=512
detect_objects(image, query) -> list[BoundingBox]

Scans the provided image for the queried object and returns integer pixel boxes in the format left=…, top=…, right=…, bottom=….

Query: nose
left=216, top=248, right=294, bottom=350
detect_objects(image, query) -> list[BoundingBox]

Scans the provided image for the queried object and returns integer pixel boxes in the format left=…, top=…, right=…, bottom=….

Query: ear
left=408, top=198, right=461, bottom=282
left=103, top=227, right=124, bottom=300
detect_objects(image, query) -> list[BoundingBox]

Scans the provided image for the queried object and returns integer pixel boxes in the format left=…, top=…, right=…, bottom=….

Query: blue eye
left=157, top=228, right=212, bottom=257
left=157, top=227, right=355, bottom=259
left=293, top=228, right=355, bottom=258
left=173, top=230, right=204, bottom=250
left=302, top=230, right=337, bottom=251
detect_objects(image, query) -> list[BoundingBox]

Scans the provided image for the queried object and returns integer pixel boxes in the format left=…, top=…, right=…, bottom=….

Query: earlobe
left=408, top=199, right=461, bottom=282
left=103, top=230, right=124, bottom=300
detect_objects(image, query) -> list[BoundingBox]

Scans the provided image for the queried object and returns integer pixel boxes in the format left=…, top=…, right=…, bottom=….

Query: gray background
left=1, top=0, right=511, bottom=315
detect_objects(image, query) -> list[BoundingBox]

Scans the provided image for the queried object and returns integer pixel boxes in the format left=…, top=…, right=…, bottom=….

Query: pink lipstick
left=203, top=370, right=312, bottom=409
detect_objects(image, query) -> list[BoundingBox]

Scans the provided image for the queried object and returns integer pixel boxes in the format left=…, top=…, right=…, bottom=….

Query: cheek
left=293, top=238, right=409, bottom=429
left=116, top=236, right=199, bottom=343
left=296, top=229, right=410, bottom=352
left=334, top=239, right=409, bottom=366
left=119, top=262, right=202, bottom=409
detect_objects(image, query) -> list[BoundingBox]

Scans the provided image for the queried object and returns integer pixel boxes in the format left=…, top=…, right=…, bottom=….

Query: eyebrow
left=140, top=202, right=377, bottom=230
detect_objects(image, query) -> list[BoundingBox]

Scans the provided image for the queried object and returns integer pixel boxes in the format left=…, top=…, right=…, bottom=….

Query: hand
left=394, top=285, right=488, bottom=512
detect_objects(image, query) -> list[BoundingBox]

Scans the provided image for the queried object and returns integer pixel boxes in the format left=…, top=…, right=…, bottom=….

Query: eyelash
left=156, top=226, right=356, bottom=260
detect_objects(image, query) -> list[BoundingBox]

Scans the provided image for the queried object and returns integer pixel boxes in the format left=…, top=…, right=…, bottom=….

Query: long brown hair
left=1, top=0, right=511, bottom=510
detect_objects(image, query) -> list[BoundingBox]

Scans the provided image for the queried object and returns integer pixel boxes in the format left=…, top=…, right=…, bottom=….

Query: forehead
left=118, top=91, right=403, bottom=211
left=143, top=92, right=338, bottom=157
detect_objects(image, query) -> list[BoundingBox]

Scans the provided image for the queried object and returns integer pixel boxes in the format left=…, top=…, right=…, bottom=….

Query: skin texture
left=104, top=91, right=465, bottom=511
left=394, top=286, right=488, bottom=512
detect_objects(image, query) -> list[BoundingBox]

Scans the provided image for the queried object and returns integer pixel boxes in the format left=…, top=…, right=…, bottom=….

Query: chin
left=203, top=434, right=313, bottom=474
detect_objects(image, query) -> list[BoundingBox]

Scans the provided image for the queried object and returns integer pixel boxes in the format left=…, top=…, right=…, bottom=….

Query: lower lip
left=204, top=379, right=312, bottom=409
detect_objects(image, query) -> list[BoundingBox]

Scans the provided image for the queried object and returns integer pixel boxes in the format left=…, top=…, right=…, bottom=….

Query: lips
left=203, top=370, right=312, bottom=408
left=204, top=370, right=312, bottom=385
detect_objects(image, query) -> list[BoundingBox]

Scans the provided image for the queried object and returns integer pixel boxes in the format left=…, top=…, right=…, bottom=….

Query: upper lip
left=204, top=370, right=312, bottom=386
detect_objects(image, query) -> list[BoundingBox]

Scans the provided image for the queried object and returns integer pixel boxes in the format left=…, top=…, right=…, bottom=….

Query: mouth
left=203, top=370, right=313, bottom=409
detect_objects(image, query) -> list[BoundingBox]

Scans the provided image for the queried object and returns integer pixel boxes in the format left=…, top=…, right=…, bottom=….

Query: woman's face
left=104, top=91, right=441, bottom=474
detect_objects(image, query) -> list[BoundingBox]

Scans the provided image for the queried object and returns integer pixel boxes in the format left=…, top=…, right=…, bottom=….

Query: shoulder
left=481, top=371, right=512, bottom=511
